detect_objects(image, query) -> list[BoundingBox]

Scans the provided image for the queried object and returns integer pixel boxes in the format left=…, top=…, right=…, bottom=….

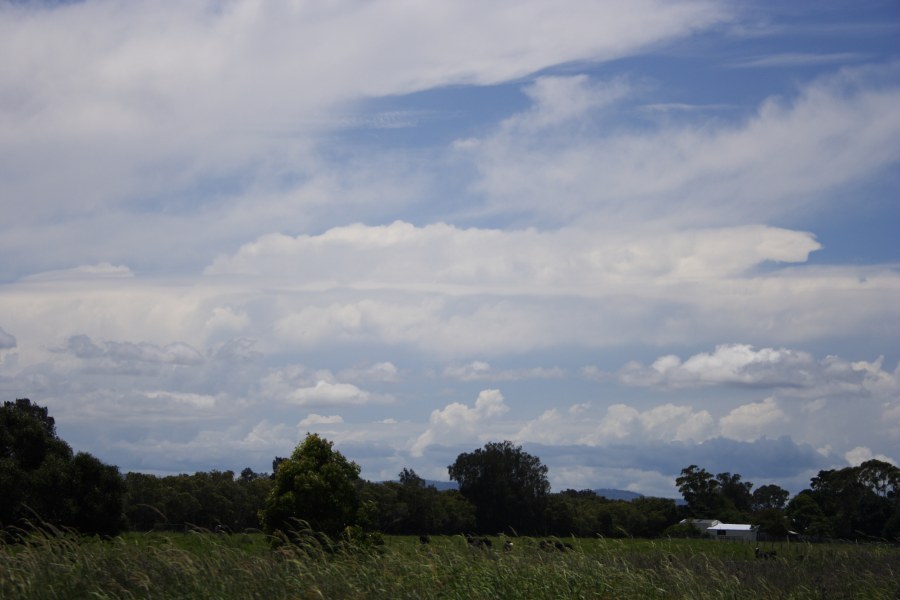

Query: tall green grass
left=2, top=531, right=898, bottom=599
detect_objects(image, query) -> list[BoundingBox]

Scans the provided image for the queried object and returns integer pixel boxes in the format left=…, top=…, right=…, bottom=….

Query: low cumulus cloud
left=615, top=344, right=900, bottom=399
left=412, top=389, right=510, bottom=456
left=844, top=446, right=896, bottom=467
left=584, top=403, right=716, bottom=445
left=261, top=365, right=393, bottom=407
left=506, top=402, right=715, bottom=447
left=619, top=344, right=816, bottom=388
left=300, top=414, right=345, bottom=426
left=720, top=397, right=787, bottom=442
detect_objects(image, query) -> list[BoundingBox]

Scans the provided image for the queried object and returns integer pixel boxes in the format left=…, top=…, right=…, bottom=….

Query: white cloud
left=642, top=404, right=717, bottom=441
left=207, top=221, right=821, bottom=285
left=339, top=361, right=400, bottom=383
left=844, top=446, right=896, bottom=467
left=300, top=414, right=345, bottom=426
left=261, top=366, right=391, bottom=406
left=287, top=381, right=374, bottom=406
left=0, top=0, right=729, bottom=273
left=505, top=400, right=716, bottom=447
left=1, top=240, right=897, bottom=367
left=191, top=221, right=900, bottom=358
left=512, top=75, right=633, bottom=131
left=144, top=391, right=216, bottom=409
left=513, top=409, right=565, bottom=445
left=442, top=361, right=565, bottom=381
left=578, top=403, right=715, bottom=444
left=204, top=306, right=250, bottom=335
left=460, top=64, right=900, bottom=225
left=618, top=345, right=900, bottom=403
left=412, top=389, right=510, bottom=456
left=620, top=343, right=817, bottom=388
left=719, top=397, right=787, bottom=442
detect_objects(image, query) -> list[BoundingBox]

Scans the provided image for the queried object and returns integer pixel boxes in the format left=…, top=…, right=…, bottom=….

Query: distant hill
left=408, top=481, right=680, bottom=503
left=592, top=488, right=643, bottom=501
left=424, top=479, right=459, bottom=491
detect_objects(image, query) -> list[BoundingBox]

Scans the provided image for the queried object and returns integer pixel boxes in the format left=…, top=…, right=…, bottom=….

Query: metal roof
left=706, top=523, right=756, bottom=531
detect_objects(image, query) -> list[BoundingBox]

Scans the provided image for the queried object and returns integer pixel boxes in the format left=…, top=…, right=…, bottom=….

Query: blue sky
left=1, top=0, right=899, bottom=497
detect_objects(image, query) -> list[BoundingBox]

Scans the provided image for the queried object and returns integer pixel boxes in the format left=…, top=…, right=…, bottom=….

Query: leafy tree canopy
left=448, top=440, right=549, bottom=534
left=801, top=459, right=900, bottom=539
left=752, top=484, right=790, bottom=512
left=676, top=465, right=721, bottom=518
left=0, top=398, right=125, bottom=535
left=261, top=433, right=361, bottom=537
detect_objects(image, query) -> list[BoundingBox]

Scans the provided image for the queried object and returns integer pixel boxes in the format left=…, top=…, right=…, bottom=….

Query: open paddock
left=2, top=531, right=898, bottom=599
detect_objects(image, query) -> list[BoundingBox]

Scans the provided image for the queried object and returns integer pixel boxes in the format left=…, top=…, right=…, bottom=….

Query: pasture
left=1, top=531, right=898, bottom=599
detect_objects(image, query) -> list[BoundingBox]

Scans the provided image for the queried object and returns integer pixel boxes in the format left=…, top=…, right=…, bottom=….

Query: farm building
left=679, top=518, right=720, bottom=534
left=679, top=519, right=758, bottom=541
left=706, top=523, right=757, bottom=542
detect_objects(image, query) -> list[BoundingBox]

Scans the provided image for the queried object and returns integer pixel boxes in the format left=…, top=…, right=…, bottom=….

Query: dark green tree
left=676, top=465, right=721, bottom=517
left=788, top=460, right=900, bottom=540
left=785, top=491, right=832, bottom=537
left=433, top=489, right=476, bottom=534
left=448, top=440, right=549, bottom=534
left=122, top=469, right=273, bottom=532
left=808, top=466, right=871, bottom=538
left=261, top=433, right=361, bottom=537
left=0, top=398, right=125, bottom=535
left=752, top=508, right=790, bottom=538
left=629, top=496, right=680, bottom=537
left=751, top=484, right=790, bottom=512
left=123, top=472, right=167, bottom=530
left=65, top=452, right=126, bottom=535
left=357, top=480, right=401, bottom=532
left=394, top=469, right=438, bottom=534
left=856, top=459, right=899, bottom=499
left=716, top=472, right=753, bottom=515
left=236, top=468, right=274, bottom=530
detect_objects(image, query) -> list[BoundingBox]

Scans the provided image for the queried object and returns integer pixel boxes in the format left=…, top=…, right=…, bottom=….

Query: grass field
left=2, top=530, right=898, bottom=599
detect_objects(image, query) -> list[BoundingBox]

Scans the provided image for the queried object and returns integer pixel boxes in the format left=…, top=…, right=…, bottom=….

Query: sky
left=1, top=0, right=899, bottom=498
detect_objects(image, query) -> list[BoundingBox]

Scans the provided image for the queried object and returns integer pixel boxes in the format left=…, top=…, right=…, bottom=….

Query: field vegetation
left=2, top=529, right=898, bottom=599
left=4, top=398, right=900, bottom=597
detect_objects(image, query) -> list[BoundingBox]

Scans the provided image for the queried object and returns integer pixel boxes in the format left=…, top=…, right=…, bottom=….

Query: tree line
left=2, top=398, right=898, bottom=541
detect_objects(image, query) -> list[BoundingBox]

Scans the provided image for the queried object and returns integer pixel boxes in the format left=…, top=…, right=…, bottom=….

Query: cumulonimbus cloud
left=207, top=221, right=821, bottom=286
